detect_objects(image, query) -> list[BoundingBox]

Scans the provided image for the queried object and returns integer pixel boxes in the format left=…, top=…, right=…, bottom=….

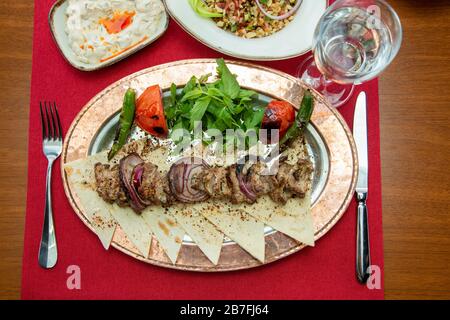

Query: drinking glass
left=298, top=0, right=402, bottom=107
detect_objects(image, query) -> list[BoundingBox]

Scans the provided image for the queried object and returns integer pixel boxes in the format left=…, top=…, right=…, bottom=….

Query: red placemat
left=21, top=0, right=384, bottom=300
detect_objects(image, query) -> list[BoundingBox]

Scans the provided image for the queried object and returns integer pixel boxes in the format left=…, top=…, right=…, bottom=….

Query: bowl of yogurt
left=49, top=0, right=169, bottom=71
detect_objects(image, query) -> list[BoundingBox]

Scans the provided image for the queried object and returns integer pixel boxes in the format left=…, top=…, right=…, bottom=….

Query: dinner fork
left=38, top=102, right=63, bottom=269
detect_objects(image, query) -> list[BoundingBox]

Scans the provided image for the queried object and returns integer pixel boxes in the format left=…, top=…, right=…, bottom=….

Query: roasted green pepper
left=108, top=88, right=136, bottom=160
left=279, top=89, right=314, bottom=146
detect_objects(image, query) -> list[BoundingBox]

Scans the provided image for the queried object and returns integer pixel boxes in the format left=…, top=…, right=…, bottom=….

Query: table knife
left=353, top=91, right=371, bottom=284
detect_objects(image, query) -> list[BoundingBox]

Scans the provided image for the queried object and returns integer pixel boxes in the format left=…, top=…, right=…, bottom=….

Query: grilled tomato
left=135, top=85, right=169, bottom=138
left=261, top=100, right=295, bottom=143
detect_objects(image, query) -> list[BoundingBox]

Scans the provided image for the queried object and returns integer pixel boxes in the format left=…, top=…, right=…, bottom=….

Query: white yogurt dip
left=65, top=0, right=165, bottom=64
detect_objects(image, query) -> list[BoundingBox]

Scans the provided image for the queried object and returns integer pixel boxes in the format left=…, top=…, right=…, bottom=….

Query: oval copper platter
left=61, top=59, right=357, bottom=271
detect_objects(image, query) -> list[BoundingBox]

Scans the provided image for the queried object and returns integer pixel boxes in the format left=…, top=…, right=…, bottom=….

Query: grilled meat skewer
left=94, top=154, right=313, bottom=212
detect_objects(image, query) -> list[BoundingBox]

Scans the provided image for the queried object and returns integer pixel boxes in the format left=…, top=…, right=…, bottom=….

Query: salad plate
left=164, top=0, right=327, bottom=60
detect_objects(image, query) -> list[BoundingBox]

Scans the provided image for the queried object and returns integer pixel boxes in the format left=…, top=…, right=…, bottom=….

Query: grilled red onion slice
left=119, top=153, right=148, bottom=212
left=132, top=164, right=145, bottom=190
left=255, top=0, right=302, bottom=21
left=168, top=157, right=210, bottom=203
left=131, top=163, right=153, bottom=206
left=185, top=164, right=206, bottom=196
left=169, top=162, right=186, bottom=195
left=236, top=162, right=257, bottom=202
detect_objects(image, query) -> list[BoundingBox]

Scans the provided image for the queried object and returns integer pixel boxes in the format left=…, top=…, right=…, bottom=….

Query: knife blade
left=353, top=91, right=371, bottom=284
left=354, top=92, right=368, bottom=193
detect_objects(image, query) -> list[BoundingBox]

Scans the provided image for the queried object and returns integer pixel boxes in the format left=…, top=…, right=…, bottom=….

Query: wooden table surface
left=0, top=0, right=449, bottom=300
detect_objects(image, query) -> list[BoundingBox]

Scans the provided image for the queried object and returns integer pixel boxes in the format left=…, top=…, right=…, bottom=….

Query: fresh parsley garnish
left=165, top=59, right=264, bottom=148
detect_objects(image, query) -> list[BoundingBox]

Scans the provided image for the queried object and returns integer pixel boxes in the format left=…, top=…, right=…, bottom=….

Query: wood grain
left=0, top=0, right=32, bottom=299
left=379, top=0, right=450, bottom=300
left=0, top=0, right=449, bottom=299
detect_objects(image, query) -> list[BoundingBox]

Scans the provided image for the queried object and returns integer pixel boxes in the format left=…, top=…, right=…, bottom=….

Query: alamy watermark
left=170, top=122, right=282, bottom=175
left=366, top=264, right=382, bottom=290
left=367, top=5, right=382, bottom=30
left=66, top=265, right=81, bottom=290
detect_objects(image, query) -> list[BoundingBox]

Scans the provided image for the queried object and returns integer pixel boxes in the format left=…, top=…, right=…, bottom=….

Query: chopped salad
left=189, top=0, right=300, bottom=39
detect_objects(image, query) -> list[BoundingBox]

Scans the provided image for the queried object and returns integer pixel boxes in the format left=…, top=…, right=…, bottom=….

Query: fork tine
left=53, top=102, right=63, bottom=140
left=44, top=102, right=54, bottom=139
left=48, top=102, right=57, bottom=140
left=39, top=102, right=46, bottom=139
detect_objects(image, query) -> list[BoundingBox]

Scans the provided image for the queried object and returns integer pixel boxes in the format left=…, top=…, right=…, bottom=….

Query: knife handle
left=356, top=192, right=371, bottom=284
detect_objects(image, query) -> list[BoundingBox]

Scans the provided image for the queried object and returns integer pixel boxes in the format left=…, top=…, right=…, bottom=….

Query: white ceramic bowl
left=49, top=0, right=169, bottom=71
left=164, top=0, right=327, bottom=61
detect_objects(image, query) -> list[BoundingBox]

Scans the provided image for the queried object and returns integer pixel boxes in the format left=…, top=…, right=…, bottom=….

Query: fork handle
left=38, top=159, right=58, bottom=268
left=356, top=192, right=370, bottom=283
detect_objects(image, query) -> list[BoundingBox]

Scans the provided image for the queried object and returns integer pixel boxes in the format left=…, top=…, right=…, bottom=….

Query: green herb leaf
left=182, top=76, right=198, bottom=94
left=216, top=58, right=240, bottom=99
left=164, top=60, right=267, bottom=150
left=190, top=96, right=211, bottom=130
left=243, top=105, right=266, bottom=131
left=179, top=88, right=204, bottom=102
left=239, top=89, right=257, bottom=99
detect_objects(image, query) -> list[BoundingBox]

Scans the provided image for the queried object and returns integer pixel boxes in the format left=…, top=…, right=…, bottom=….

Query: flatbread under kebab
left=64, top=153, right=117, bottom=250
left=64, top=136, right=315, bottom=265
left=64, top=149, right=154, bottom=257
